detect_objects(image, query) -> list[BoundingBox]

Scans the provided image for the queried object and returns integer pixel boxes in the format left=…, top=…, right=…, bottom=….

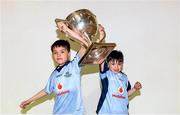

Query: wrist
left=28, top=98, right=35, bottom=103
left=133, top=87, right=138, bottom=91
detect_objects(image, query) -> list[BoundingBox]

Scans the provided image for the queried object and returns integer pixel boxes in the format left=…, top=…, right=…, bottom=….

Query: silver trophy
left=55, top=9, right=116, bottom=65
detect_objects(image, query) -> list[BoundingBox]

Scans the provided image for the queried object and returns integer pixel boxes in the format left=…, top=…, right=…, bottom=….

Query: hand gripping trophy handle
left=55, top=18, right=91, bottom=49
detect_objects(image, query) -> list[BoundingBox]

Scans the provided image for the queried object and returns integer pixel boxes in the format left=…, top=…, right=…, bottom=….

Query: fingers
left=20, top=100, right=30, bottom=109
left=98, top=24, right=105, bottom=34
left=20, top=101, right=26, bottom=109
left=20, top=102, right=25, bottom=109
left=56, top=21, right=67, bottom=32
left=98, top=24, right=104, bottom=30
left=99, top=27, right=105, bottom=33
left=98, top=25, right=106, bottom=42
left=57, top=23, right=65, bottom=31
left=93, top=58, right=105, bottom=64
left=134, top=81, right=142, bottom=90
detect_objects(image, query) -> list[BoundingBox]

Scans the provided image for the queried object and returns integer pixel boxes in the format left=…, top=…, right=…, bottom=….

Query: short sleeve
left=127, top=81, right=131, bottom=91
left=99, top=62, right=109, bottom=79
left=100, top=73, right=107, bottom=80
left=44, top=73, right=54, bottom=94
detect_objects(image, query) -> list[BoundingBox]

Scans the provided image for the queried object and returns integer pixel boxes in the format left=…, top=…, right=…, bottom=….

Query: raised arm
left=97, top=24, right=106, bottom=43
left=56, top=21, right=90, bottom=58
left=56, top=21, right=89, bottom=48
left=98, top=24, right=106, bottom=70
left=20, top=89, right=48, bottom=109
left=79, top=24, right=106, bottom=60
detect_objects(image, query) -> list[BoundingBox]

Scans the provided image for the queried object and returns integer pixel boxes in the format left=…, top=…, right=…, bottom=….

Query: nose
left=57, top=53, right=61, bottom=57
left=114, top=64, right=121, bottom=71
left=114, top=64, right=118, bottom=69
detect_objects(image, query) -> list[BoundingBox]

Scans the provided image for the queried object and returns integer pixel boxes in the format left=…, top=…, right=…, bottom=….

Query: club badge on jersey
left=118, top=87, right=124, bottom=95
left=112, top=86, right=125, bottom=99
left=56, top=83, right=70, bottom=96
left=58, top=83, right=63, bottom=90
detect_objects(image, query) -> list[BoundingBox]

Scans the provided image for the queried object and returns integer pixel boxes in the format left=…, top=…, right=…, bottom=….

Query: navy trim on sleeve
left=127, top=81, right=131, bottom=91
left=127, top=81, right=131, bottom=109
left=100, top=62, right=109, bottom=74
left=96, top=77, right=108, bottom=114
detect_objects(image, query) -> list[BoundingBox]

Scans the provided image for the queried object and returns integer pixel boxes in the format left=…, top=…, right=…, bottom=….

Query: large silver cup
left=55, top=9, right=116, bottom=65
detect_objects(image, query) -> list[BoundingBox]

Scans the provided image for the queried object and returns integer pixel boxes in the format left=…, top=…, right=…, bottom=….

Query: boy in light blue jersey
left=44, top=40, right=84, bottom=114
left=19, top=21, right=95, bottom=114
left=96, top=50, right=142, bottom=115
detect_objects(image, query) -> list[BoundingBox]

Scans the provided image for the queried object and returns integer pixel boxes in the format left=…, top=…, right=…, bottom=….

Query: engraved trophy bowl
left=66, top=9, right=98, bottom=43
left=55, top=9, right=116, bottom=65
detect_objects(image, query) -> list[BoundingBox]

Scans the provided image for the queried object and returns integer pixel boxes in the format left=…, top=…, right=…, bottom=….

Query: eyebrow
left=110, top=60, right=122, bottom=64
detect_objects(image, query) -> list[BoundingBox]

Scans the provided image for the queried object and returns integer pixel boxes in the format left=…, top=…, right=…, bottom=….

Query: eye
left=61, top=50, right=65, bottom=53
left=111, top=62, right=115, bottom=65
left=53, top=52, right=58, bottom=55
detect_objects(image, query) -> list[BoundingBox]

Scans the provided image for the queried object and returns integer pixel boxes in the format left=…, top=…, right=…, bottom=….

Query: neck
left=59, top=60, right=70, bottom=67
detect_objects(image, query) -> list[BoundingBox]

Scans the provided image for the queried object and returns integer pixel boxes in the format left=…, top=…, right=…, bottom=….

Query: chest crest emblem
left=118, top=87, right=124, bottom=95
left=64, top=71, right=72, bottom=77
left=57, top=83, right=63, bottom=90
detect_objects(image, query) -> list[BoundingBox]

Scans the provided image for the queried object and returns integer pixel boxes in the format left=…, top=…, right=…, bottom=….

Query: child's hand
left=98, top=24, right=106, bottom=42
left=133, top=81, right=142, bottom=91
left=20, top=100, right=31, bottom=109
left=93, top=57, right=105, bottom=65
left=98, top=24, right=105, bottom=31
left=56, top=21, right=68, bottom=32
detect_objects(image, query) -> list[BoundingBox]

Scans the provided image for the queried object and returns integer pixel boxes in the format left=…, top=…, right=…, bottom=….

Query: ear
left=107, top=62, right=110, bottom=68
left=68, top=52, right=71, bottom=59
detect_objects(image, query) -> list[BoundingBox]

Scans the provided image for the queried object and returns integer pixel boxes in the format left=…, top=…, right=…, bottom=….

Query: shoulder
left=50, top=69, right=57, bottom=76
left=46, top=69, right=57, bottom=82
left=70, top=53, right=81, bottom=64
left=68, top=54, right=81, bottom=71
left=121, top=71, right=128, bottom=77
left=120, top=72, right=129, bottom=82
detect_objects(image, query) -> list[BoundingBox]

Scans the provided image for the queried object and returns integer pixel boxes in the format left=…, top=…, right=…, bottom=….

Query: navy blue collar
left=56, top=61, right=70, bottom=72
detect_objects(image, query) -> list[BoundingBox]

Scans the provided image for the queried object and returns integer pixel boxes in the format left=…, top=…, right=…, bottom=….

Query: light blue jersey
left=96, top=64, right=130, bottom=115
left=44, top=54, right=84, bottom=115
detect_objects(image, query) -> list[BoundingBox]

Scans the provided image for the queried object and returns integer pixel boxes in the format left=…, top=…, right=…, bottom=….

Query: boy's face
left=52, top=46, right=70, bottom=66
left=108, top=60, right=123, bottom=73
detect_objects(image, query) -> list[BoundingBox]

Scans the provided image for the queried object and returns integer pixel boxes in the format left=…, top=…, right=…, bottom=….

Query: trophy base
left=79, top=43, right=116, bottom=65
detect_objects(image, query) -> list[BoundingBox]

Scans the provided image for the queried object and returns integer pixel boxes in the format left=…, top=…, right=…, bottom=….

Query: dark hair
left=106, top=50, right=124, bottom=63
left=51, top=40, right=70, bottom=52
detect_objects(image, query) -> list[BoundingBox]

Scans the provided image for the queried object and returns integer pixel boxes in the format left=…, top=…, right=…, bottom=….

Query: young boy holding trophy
left=96, top=50, right=142, bottom=114
left=20, top=9, right=108, bottom=114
